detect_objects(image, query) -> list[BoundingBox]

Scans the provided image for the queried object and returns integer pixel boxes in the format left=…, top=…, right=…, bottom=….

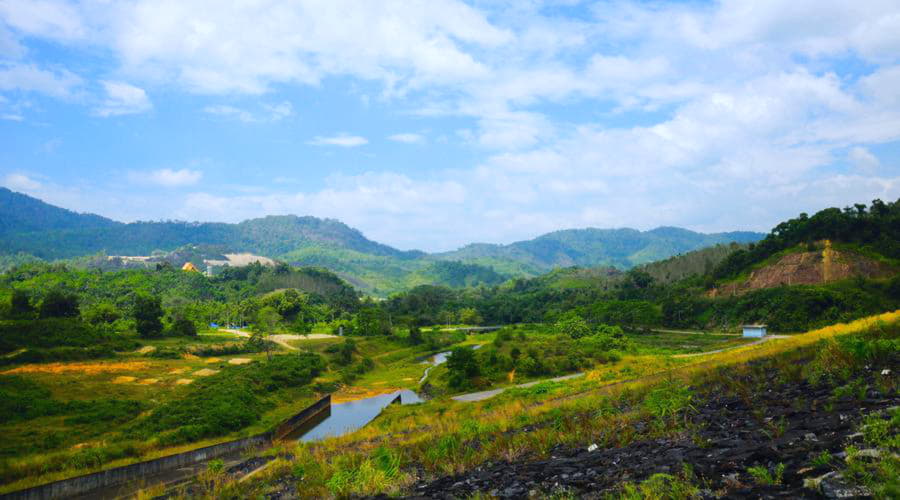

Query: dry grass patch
left=175, top=378, right=194, bottom=385
left=228, top=358, right=252, bottom=365
left=2, top=361, right=150, bottom=375
left=194, top=369, right=219, bottom=377
left=112, top=376, right=137, bottom=384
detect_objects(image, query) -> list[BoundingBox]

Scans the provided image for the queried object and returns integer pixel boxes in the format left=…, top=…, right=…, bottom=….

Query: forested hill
left=0, top=188, right=421, bottom=260
left=437, top=226, right=763, bottom=271
left=0, top=188, right=764, bottom=294
left=0, top=187, right=118, bottom=234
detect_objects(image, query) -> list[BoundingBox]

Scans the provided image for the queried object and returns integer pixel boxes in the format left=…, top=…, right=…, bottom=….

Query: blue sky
left=1, top=1, right=899, bottom=252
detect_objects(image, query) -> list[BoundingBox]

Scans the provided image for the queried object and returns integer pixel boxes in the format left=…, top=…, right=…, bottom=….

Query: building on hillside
left=742, top=324, right=767, bottom=338
left=181, top=262, right=200, bottom=272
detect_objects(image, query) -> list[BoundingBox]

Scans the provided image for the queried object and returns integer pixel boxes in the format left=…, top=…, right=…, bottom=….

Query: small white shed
left=742, top=324, right=767, bottom=338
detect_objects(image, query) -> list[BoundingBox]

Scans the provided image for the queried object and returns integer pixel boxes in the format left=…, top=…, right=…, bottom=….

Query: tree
left=354, top=305, right=392, bottom=336
left=408, top=324, right=423, bottom=345
left=81, top=301, right=122, bottom=331
left=134, top=294, right=164, bottom=338
left=39, top=290, right=80, bottom=319
left=555, top=311, right=593, bottom=339
left=256, top=306, right=282, bottom=360
left=171, top=317, right=197, bottom=337
left=446, top=346, right=480, bottom=389
left=458, top=307, right=483, bottom=325
left=9, top=289, right=34, bottom=319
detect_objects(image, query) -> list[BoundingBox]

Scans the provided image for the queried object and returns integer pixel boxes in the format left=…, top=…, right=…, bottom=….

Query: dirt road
left=220, top=329, right=338, bottom=351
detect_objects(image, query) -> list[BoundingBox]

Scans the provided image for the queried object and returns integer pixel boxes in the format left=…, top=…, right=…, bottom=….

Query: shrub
left=0, top=319, right=114, bottom=353
left=134, top=294, right=163, bottom=338
left=137, top=353, right=324, bottom=444
left=643, top=383, right=695, bottom=427
left=169, top=317, right=197, bottom=337
left=0, top=376, right=61, bottom=424
left=38, top=290, right=80, bottom=319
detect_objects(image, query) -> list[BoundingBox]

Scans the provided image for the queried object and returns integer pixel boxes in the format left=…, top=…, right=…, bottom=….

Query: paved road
left=452, top=372, right=586, bottom=402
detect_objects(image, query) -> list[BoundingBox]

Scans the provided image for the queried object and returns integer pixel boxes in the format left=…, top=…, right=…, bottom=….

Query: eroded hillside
left=710, top=241, right=896, bottom=297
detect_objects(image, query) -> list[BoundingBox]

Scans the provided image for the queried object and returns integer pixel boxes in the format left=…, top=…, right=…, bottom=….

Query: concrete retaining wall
left=2, top=395, right=331, bottom=500
left=273, top=394, right=330, bottom=440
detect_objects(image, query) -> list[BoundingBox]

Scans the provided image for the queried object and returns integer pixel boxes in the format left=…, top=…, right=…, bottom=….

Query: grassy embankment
left=0, top=326, right=471, bottom=493
left=191, top=310, right=899, bottom=498
left=0, top=321, right=749, bottom=494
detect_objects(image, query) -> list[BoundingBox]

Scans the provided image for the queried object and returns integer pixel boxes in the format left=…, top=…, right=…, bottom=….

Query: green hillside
left=437, top=227, right=762, bottom=270
left=0, top=188, right=764, bottom=294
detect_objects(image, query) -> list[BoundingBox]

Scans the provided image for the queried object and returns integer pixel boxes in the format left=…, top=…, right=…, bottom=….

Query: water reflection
left=294, top=345, right=482, bottom=443
left=294, top=389, right=422, bottom=442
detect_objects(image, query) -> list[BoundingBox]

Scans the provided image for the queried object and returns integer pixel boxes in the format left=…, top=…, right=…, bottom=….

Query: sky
left=1, top=0, right=899, bottom=252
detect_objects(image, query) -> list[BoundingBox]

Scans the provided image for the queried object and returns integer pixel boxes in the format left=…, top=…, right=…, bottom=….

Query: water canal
left=289, top=345, right=482, bottom=442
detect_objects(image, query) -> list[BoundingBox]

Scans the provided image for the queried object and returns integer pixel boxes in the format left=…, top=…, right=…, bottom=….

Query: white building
left=742, top=324, right=767, bottom=338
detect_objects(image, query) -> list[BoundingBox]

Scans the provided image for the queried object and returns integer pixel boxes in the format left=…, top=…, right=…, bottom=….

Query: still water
left=286, top=389, right=422, bottom=442
left=290, top=345, right=481, bottom=442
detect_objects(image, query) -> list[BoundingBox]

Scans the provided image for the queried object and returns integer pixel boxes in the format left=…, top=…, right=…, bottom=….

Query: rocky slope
left=409, top=365, right=897, bottom=499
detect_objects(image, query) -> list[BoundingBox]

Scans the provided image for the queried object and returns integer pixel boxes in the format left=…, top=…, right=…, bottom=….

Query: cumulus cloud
left=0, top=0, right=86, bottom=41
left=130, top=168, right=202, bottom=187
left=0, top=0, right=899, bottom=250
left=308, top=134, right=368, bottom=147
left=94, top=81, right=151, bottom=116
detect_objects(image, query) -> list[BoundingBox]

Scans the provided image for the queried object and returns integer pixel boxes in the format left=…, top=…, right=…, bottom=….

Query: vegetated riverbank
left=173, top=311, right=898, bottom=498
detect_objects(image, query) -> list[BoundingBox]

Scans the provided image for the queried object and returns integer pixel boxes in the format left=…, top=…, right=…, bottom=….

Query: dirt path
left=452, top=373, right=586, bottom=402
left=220, top=329, right=337, bottom=351
left=672, top=335, right=786, bottom=358
left=450, top=337, right=770, bottom=402
left=649, top=328, right=741, bottom=336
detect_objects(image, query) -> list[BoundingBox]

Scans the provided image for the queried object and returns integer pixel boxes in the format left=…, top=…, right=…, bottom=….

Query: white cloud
left=308, top=134, right=368, bottom=147
left=388, top=133, right=424, bottom=144
left=203, top=104, right=255, bottom=122
left=95, top=80, right=151, bottom=116
left=848, top=147, right=880, bottom=172
left=0, top=62, right=81, bottom=97
left=0, top=0, right=86, bottom=41
left=0, top=0, right=899, bottom=250
left=105, top=0, right=509, bottom=94
left=204, top=101, right=292, bottom=123
left=130, top=168, right=202, bottom=187
left=263, top=101, right=293, bottom=120
left=2, top=172, right=41, bottom=191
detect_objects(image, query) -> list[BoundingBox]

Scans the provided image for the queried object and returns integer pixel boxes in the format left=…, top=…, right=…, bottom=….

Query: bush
left=169, top=317, right=197, bottom=337
left=0, top=376, right=61, bottom=424
left=134, top=294, right=163, bottom=338
left=0, top=319, right=114, bottom=353
left=137, top=353, right=324, bottom=444
left=0, top=344, right=137, bottom=366
left=38, top=290, right=80, bottom=319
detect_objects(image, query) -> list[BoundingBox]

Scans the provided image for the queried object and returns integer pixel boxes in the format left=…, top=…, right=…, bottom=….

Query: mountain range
left=0, top=187, right=763, bottom=294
